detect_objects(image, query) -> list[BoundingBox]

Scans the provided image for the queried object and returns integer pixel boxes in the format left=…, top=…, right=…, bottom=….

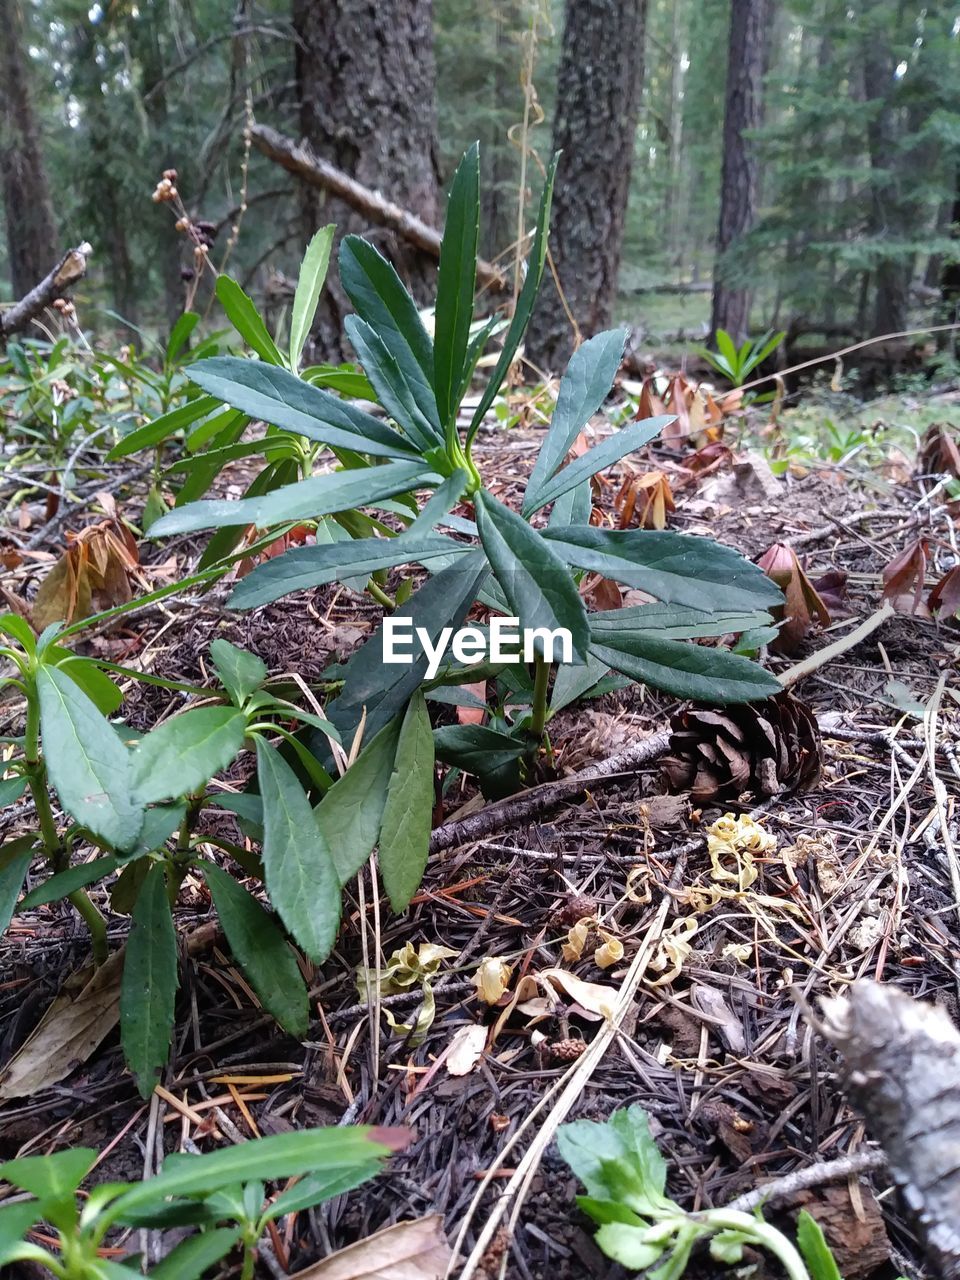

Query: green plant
left=557, top=1106, right=842, bottom=1280
left=699, top=328, right=785, bottom=388
left=0, top=1125, right=404, bottom=1279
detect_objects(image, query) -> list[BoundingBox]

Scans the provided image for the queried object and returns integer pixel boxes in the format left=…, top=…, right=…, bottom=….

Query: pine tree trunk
left=524, top=0, right=647, bottom=374
left=0, top=0, right=59, bottom=300
left=711, top=0, right=767, bottom=344
left=292, top=0, right=442, bottom=362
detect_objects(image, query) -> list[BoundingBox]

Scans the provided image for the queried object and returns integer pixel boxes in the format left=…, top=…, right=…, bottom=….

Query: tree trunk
left=710, top=0, right=767, bottom=344
left=524, top=0, right=647, bottom=374
left=292, top=0, right=442, bottom=362
left=0, top=0, right=59, bottom=300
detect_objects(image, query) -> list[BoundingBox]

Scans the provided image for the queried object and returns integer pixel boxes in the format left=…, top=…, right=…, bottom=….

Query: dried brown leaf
left=289, top=1215, right=452, bottom=1280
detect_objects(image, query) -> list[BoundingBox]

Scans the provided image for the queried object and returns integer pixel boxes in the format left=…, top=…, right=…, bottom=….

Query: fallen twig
left=778, top=600, right=895, bottom=689
left=726, top=1149, right=887, bottom=1214
left=0, top=244, right=91, bottom=343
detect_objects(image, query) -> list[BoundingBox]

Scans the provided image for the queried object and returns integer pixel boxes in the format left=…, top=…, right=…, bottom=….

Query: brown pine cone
left=661, top=691, right=821, bottom=804
left=545, top=1038, right=587, bottom=1062
left=551, top=894, right=598, bottom=928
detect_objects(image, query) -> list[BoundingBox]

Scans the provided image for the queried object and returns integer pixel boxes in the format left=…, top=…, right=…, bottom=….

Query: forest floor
left=1, top=385, right=959, bottom=1279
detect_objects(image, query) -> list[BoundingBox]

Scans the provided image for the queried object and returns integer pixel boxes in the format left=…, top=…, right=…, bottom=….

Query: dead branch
left=0, top=243, right=92, bottom=343
left=819, top=980, right=960, bottom=1277
left=249, top=124, right=508, bottom=293
left=726, top=1149, right=888, bottom=1214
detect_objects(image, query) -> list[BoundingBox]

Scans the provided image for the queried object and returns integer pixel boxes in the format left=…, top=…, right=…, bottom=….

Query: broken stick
left=0, top=243, right=92, bottom=343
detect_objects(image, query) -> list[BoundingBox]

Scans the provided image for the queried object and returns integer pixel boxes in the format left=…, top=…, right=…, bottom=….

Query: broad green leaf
left=165, top=311, right=200, bottom=368
left=47, top=652, right=123, bottom=715
left=185, top=406, right=247, bottom=454
left=433, top=724, right=525, bottom=775
left=0, top=614, right=36, bottom=652
left=264, top=1162, right=382, bottom=1222
left=230, top=531, right=460, bottom=610
left=215, top=276, right=284, bottom=365
left=549, top=651, right=611, bottom=713
left=378, top=693, right=434, bottom=911
left=121, top=862, right=178, bottom=1098
left=796, top=1210, right=842, bottom=1280
left=196, top=456, right=300, bottom=571
left=0, top=775, right=26, bottom=806
left=20, top=855, right=119, bottom=908
left=548, top=478, right=593, bottom=529
left=592, top=1224, right=663, bottom=1271
left=524, top=414, right=675, bottom=516
left=37, top=665, right=143, bottom=850
left=108, top=1127, right=404, bottom=1220
left=557, top=1106, right=673, bottom=1215
left=406, top=469, right=469, bottom=536
left=589, top=634, right=782, bottom=703
left=188, top=358, right=420, bottom=460
left=326, top=553, right=489, bottom=745
left=589, top=603, right=773, bottom=641
left=434, top=143, right=480, bottom=427
left=339, top=236, right=440, bottom=433
left=474, top=491, right=590, bottom=663
left=256, top=739, right=340, bottom=961
left=467, top=155, right=557, bottom=444
left=314, top=717, right=402, bottom=884
left=210, top=639, right=267, bottom=705
left=128, top=803, right=187, bottom=859
left=152, top=459, right=436, bottom=537
left=111, top=857, right=151, bottom=914
left=106, top=396, right=220, bottom=461
left=148, top=1227, right=242, bottom=1280
left=0, top=837, right=35, bottom=933
left=0, top=1202, right=43, bottom=1266
left=542, top=527, right=784, bottom=612
left=202, top=862, right=309, bottom=1037
left=345, top=314, right=442, bottom=452
left=0, top=1148, right=96, bottom=1200
left=130, top=707, right=247, bottom=803
left=303, top=363, right=377, bottom=400
left=290, top=225, right=334, bottom=371
left=525, top=329, right=629, bottom=506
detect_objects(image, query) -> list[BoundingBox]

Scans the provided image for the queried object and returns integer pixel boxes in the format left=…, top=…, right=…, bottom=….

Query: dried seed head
left=552, top=894, right=598, bottom=928
left=175, top=217, right=189, bottom=232
left=162, top=168, right=178, bottom=182
left=545, top=1038, right=587, bottom=1062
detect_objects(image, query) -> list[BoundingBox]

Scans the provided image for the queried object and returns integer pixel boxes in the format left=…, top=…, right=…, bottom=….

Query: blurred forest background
left=2, top=0, right=959, bottom=374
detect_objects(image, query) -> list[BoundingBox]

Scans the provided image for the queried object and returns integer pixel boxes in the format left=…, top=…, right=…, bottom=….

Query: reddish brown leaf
left=881, top=539, right=927, bottom=614
left=929, top=565, right=960, bottom=619
left=757, top=542, right=831, bottom=655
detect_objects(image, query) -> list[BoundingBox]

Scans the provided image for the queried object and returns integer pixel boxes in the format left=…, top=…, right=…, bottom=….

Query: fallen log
left=249, top=123, right=508, bottom=294
left=0, top=243, right=92, bottom=343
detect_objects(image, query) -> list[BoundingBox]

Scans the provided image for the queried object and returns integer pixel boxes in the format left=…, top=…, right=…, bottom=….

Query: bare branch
left=0, top=244, right=92, bottom=343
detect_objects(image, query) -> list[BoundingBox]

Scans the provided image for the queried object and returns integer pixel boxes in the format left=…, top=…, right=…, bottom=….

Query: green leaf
left=111, top=857, right=151, bottom=914
left=188, top=357, right=420, bottom=460
left=525, top=329, right=629, bottom=505
left=0, top=1201, right=43, bottom=1266
left=106, top=396, right=220, bottom=461
left=314, top=717, right=402, bottom=884
left=542, top=527, right=784, bottom=612
left=0, top=838, right=36, bottom=932
left=0, top=614, right=37, bottom=652
left=467, top=155, right=557, bottom=444
left=590, top=626, right=781, bottom=702
left=46, top=652, right=123, bottom=715
left=263, top=1162, right=382, bottom=1222
left=202, top=863, right=309, bottom=1037
left=589, top=602, right=772, bottom=641
left=0, top=775, right=26, bottom=806
left=796, top=1210, right=842, bottom=1280
left=109, top=1127, right=403, bottom=1221
left=185, top=405, right=248, bottom=454
left=165, top=311, right=200, bottom=368
left=130, top=707, right=247, bottom=803
left=377, top=693, right=434, bottom=911
left=433, top=724, right=524, bottom=798
left=0, top=1148, right=96, bottom=1200
left=229, top=531, right=460, bottom=610
left=121, top=862, right=179, bottom=1097
left=593, top=1223, right=663, bottom=1271
left=37, top=665, right=143, bottom=850
left=474, top=491, right=590, bottom=663
left=434, top=143, right=480, bottom=428
left=152, top=459, right=436, bottom=537
left=345, top=314, right=442, bottom=452
left=148, top=1227, right=243, bottom=1280
left=290, top=225, right=334, bottom=371
left=549, top=652, right=612, bottom=713
left=196, top=456, right=300, bottom=571
left=557, top=1106, right=675, bottom=1217
left=215, top=276, right=284, bottom=365
left=128, top=803, right=187, bottom=859
left=524, top=414, right=675, bottom=516
left=339, top=236, right=440, bottom=435
left=256, top=739, right=340, bottom=961
left=20, top=856, right=119, bottom=909
left=210, top=639, right=268, bottom=705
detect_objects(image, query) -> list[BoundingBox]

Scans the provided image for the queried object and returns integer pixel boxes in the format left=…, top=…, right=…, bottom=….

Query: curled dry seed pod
left=756, top=541, right=831, bottom=654
left=819, top=980, right=960, bottom=1277
left=661, top=690, right=821, bottom=804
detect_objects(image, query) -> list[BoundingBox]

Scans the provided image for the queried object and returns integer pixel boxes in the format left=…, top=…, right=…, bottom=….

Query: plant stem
left=366, top=579, right=396, bottom=610
left=529, top=653, right=551, bottom=743
left=704, top=1211, right=811, bottom=1280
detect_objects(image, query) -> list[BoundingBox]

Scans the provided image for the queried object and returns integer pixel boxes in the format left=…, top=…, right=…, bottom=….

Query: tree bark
left=292, top=0, right=442, bottom=362
left=524, top=0, right=647, bottom=374
left=710, top=0, right=767, bottom=344
left=0, top=0, right=59, bottom=300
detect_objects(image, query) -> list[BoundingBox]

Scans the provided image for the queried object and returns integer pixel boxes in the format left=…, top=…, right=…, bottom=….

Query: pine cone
left=545, top=1038, right=587, bottom=1062
left=661, top=692, right=822, bottom=804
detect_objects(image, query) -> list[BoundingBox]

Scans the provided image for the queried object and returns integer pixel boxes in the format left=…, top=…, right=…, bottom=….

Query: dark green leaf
left=433, top=724, right=525, bottom=775
left=264, top=1162, right=382, bottom=1222
left=0, top=775, right=26, bottom=806
left=37, top=665, right=143, bottom=850
left=152, top=459, right=436, bottom=537
left=210, top=639, right=268, bottom=705
left=111, top=857, right=150, bottom=914
left=46, top=652, right=123, bottom=715
left=106, top=396, right=221, bottom=462
left=196, top=456, right=300, bottom=571
left=0, top=837, right=35, bottom=933
left=549, top=652, right=612, bottom=713
left=542, top=527, right=784, bottom=612
left=188, top=357, right=420, bottom=460
left=165, top=312, right=200, bottom=368
left=475, top=491, right=590, bottom=663
left=290, top=225, right=334, bottom=371
left=345, top=315, right=441, bottom=453
left=0, top=614, right=36, bottom=652
left=215, top=276, right=284, bottom=365
left=128, top=803, right=187, bottom=859
left=20, top=856, right=119, bottom=908
left=202, top=863, right=308, bottom=1037
left=525, top=329, right=628, bottom=505
left=120, top=863, right=178, bottom=1097
left=130, top=707, right=247, bottom=803
left=148, top=1227, right=243, bottom=1280
left=524, top=414, right=675, bottom=516
left=314, top=718, right=401, bottom=884
left=185, top=406, right=247, bottom=454
left=378, top=693, right=434, bottom=911
left=589, top=603, right=773, bottom=641
left=0, top=1149, right=96, bottom=1200
left=256, top=739, right=340, bottom=961
left=434, top=144, right=480, bottom=427
left=590, top=634, right=782, bottom=703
